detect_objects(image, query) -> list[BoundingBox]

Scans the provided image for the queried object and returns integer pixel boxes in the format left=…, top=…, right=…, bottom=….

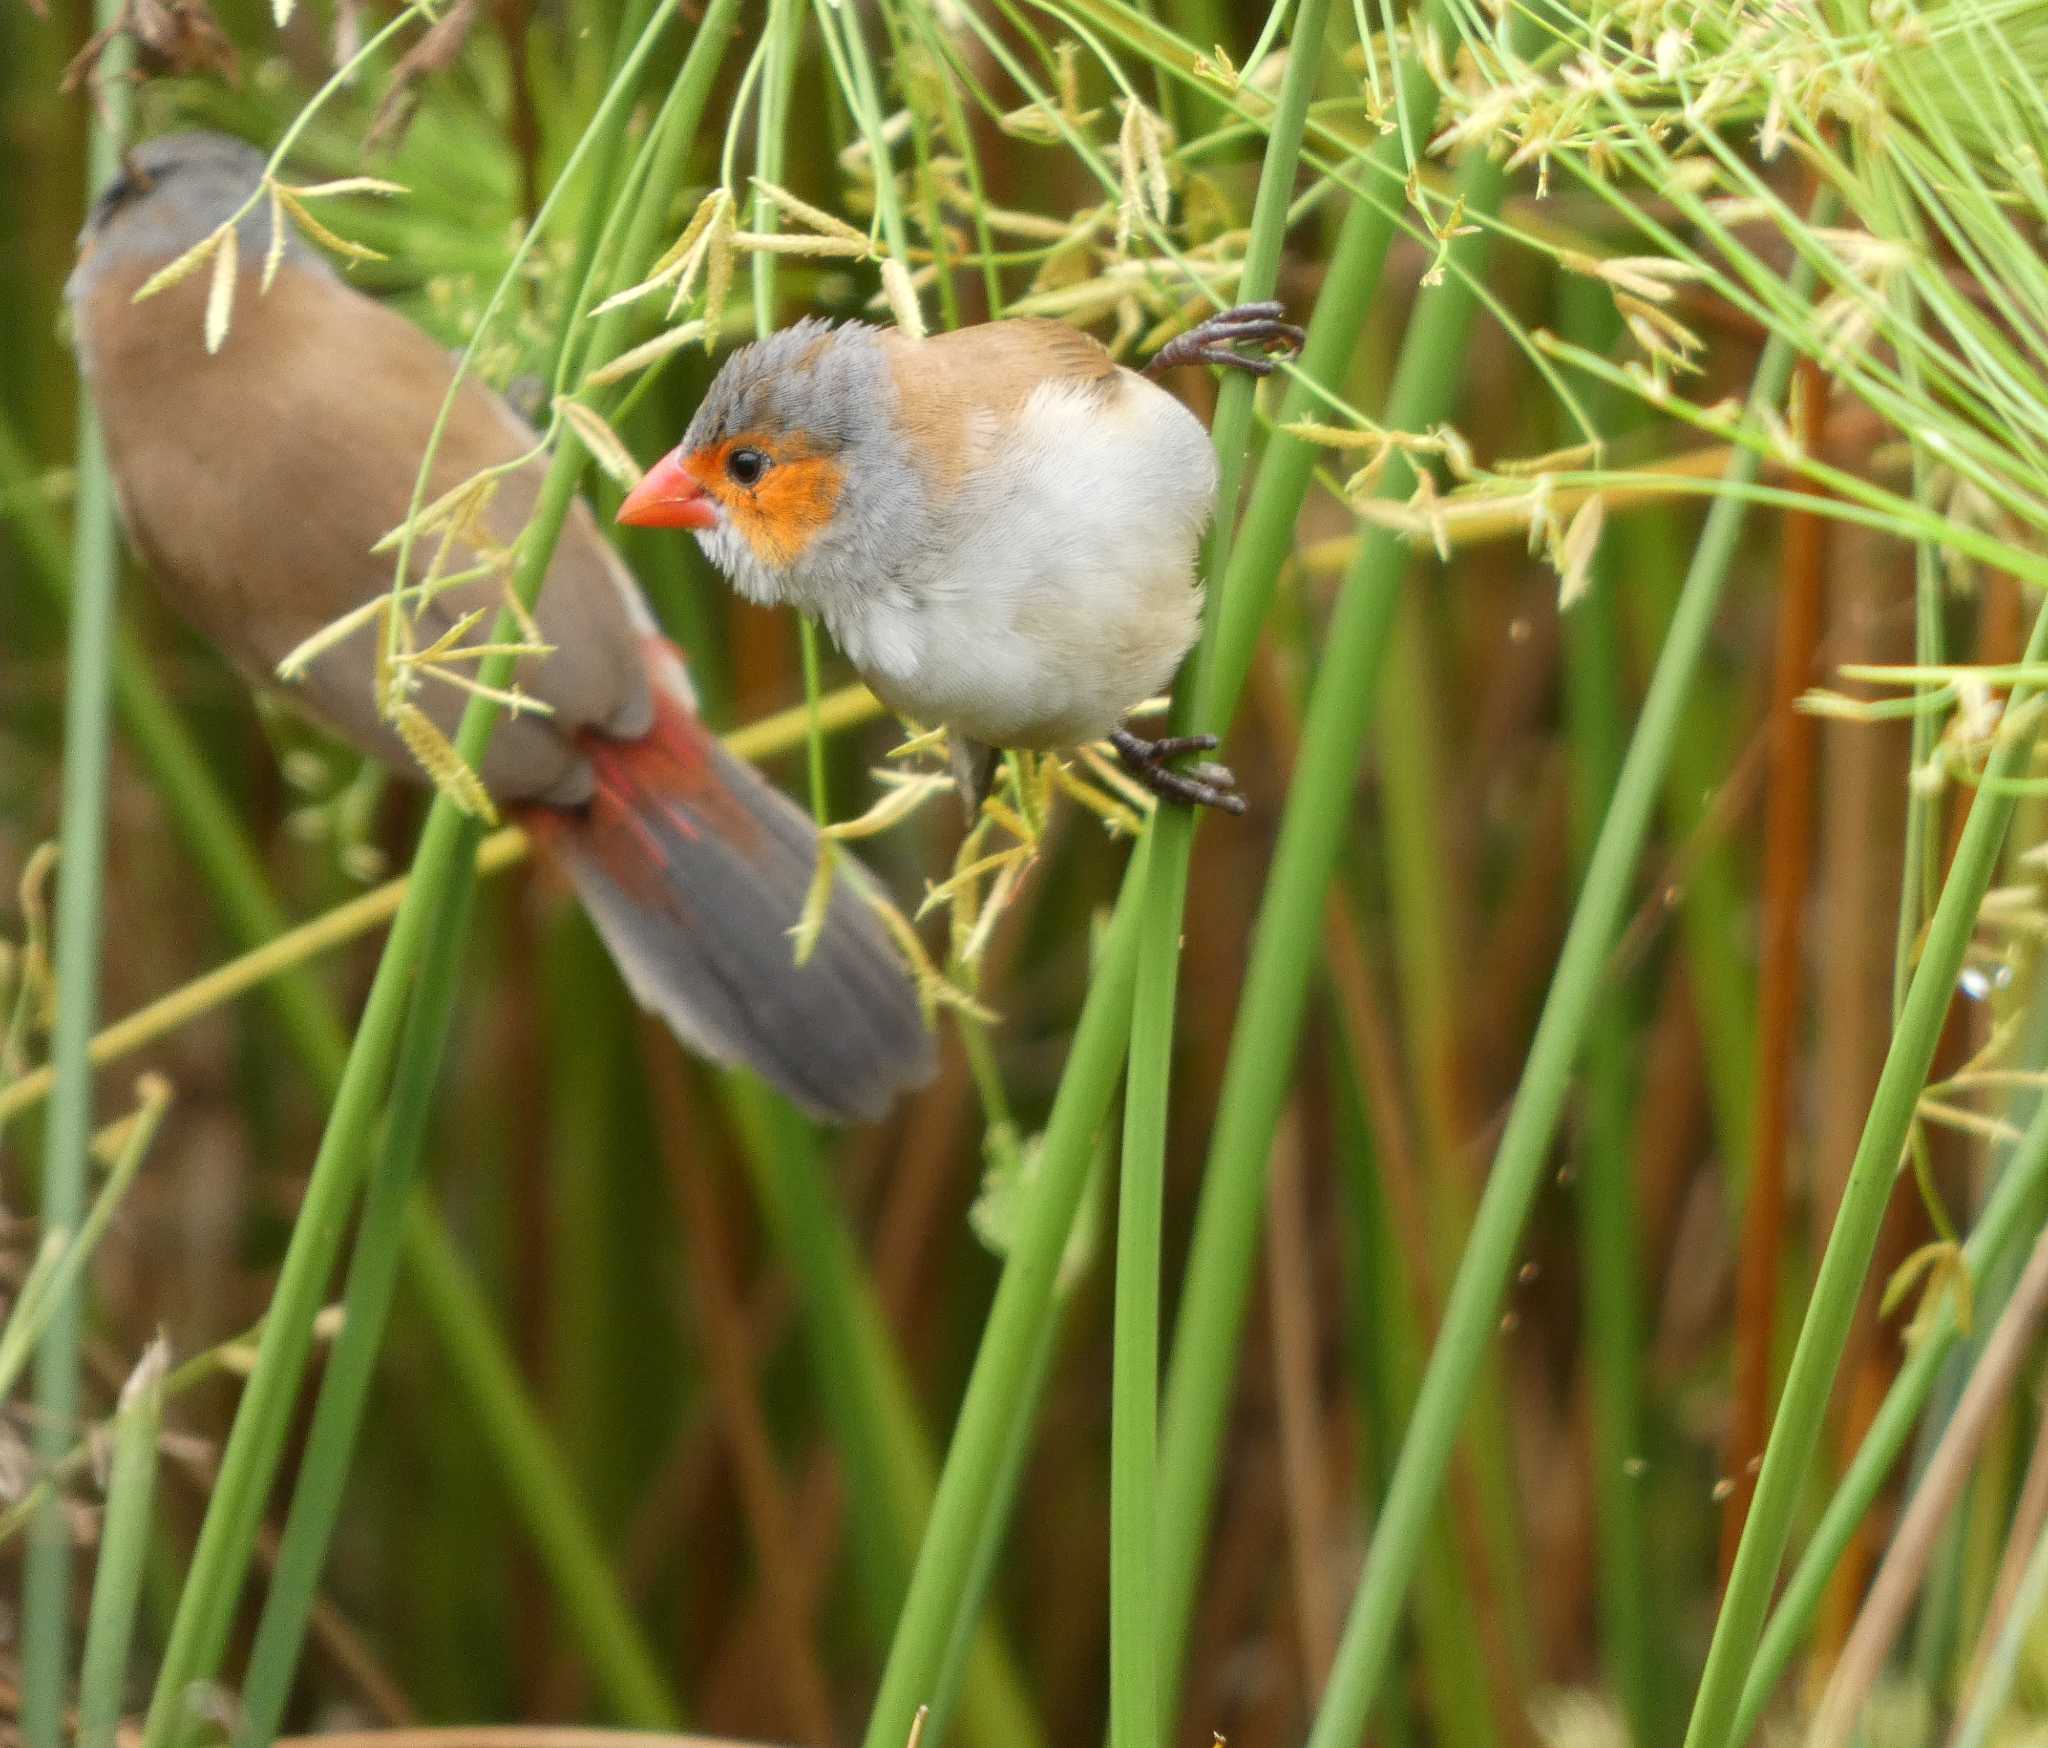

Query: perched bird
left=615, top=304, right=1302, bottom=812
left=68, top=130, right=935, bottom=1123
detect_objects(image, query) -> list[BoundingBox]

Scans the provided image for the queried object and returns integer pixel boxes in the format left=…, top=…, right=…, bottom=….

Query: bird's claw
left=1145, top=301, right=1306, bottom=379
left=1110, top=727, right=1247, bottom=815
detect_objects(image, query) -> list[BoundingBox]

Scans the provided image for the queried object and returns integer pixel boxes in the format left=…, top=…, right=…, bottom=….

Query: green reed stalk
left=1558, top=281, right=1655, bottom=1748
left=22, top=8, right=130, bottom=1740
left=1684, top=625, right=2048, bottom=1748
left=1372, top=583, right=1534, bottom=1709
left=1617, top=508, right=1756, bottom=1174
left=138, top=13, right=688, bottom=1740
left=550, top=0, right=664, bottom=383
left=400, top=1193, right=691, bottom=1709
left=75, top=1345, right=165, bottom=1748
left=1319, top=911, right=1492, bottom=1748
left=861, top=862, right=1146, bottom=1748
left=1112, top=0, right=1332, bottom=1739
left=857, top=13, right=1452, bottom=1740
left=232, top=880, right=505, bottom=1746
left=1155, top=70, right=1490, bottom=1720
left=1306, top=258, right=1814, bottom=1748
left=1732, top=1084, right=2048, bottom=1738
left=141, top=437, right=581, bottom=1748
left=729, top=13, right=1039, bottom=1733
left=725, top=1086, right=1046, bottom=1748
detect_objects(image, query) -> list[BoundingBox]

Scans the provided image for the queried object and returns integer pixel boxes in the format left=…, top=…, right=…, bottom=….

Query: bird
left=67, top=129, right=936, bottom=1124
left=614, top=301, right=1303, bottom=814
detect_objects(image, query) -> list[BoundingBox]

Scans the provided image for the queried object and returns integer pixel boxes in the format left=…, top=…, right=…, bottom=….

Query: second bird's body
left=69, top=132, right=935, bottom=1122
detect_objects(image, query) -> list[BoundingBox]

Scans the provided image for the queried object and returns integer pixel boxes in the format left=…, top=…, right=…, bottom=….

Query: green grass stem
left=1156, top=107, right=1497, bottom=1718
left=1558, top=283, right=1655, bottom=1748
left=229, top=880, right=524, bottom=1746
left=1114, top=0, right=1332, bottom=1740
left=139, top=453, right=566, bottom=1748
left=75, top=1344, right=166, bottom=1748
left=399, top=1194, right=685, bottom=1724
left=861, top=861, right=1146, bottom=1748
left=1320, top=945, right=1493, bottom=1747
left=1372, top=584, right=1532, bottom=1709
left=22, top=7, right=130, bottom=1738
left=1730, top=1085, right=2048, bottom=1738
left=724, top=1084, right=1047, bottom=1748
left=1616, top=508, right=1756, bottom=1176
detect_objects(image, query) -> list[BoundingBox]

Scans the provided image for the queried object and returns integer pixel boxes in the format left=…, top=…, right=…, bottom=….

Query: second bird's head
left=615, top=319, right=923, bottom=613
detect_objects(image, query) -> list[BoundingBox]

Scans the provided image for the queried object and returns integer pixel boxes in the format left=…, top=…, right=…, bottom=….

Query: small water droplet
left=1960, top=962, right=2014, bottom=1001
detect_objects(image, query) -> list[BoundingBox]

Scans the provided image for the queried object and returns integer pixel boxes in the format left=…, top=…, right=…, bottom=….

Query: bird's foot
left=1110, top=727, right=1246, bottom=815
left=1144, top=301, right=1305, bottom=379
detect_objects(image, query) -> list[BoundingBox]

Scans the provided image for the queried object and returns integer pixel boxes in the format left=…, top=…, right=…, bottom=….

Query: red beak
left=616, top=450, right=718, bottom=530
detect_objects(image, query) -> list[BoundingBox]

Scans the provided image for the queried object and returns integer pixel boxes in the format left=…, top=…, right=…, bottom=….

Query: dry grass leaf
left=583, top=320, right=707, bottom=389
left=882, top=258, right=926, bottom=338
left=392, top=703, right=498, bottom=824
left=274, top=185, right=390, bottom=263
left=203, top=217, right=237, bottom=354
left=789, top=842, right=840, bottom=968
left=129, top=221, right=226, bottom=305
left=554, top=398, right=644, bottom=491
left=1553, top=493, right=1605, bottom=611
left=748, top=177, right=869, bottom=245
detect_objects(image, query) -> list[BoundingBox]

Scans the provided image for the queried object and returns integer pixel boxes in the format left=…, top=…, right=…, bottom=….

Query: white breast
left=846, top=369, right=1217, bottom=749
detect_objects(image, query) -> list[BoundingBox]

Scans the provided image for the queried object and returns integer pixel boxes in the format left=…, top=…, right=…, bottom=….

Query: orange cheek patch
left=729, top=455, right=844, bottom=568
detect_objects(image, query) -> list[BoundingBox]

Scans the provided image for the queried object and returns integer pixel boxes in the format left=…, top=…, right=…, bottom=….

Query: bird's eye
left=727, top=447, right=770, bottom=488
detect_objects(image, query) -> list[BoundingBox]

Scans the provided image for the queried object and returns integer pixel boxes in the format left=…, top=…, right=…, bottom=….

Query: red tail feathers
left=525, top=646, right=934, bottom=1122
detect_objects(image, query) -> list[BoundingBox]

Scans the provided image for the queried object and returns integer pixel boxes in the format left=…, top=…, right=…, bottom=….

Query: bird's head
left=616, top=319, right=921, bottom=610
left=70, top=130, right=318, bottom=307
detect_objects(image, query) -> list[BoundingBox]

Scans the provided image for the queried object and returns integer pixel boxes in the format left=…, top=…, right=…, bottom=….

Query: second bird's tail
left=528, top=651, right=935, bottom=1122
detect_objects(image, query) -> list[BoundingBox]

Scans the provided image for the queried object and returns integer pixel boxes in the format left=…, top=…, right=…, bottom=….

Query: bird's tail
left=524, top=645, right=935, bottom=1122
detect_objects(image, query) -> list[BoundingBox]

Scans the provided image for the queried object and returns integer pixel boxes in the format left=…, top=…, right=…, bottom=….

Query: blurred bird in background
left=68, top=129, right=936, bottom=1123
